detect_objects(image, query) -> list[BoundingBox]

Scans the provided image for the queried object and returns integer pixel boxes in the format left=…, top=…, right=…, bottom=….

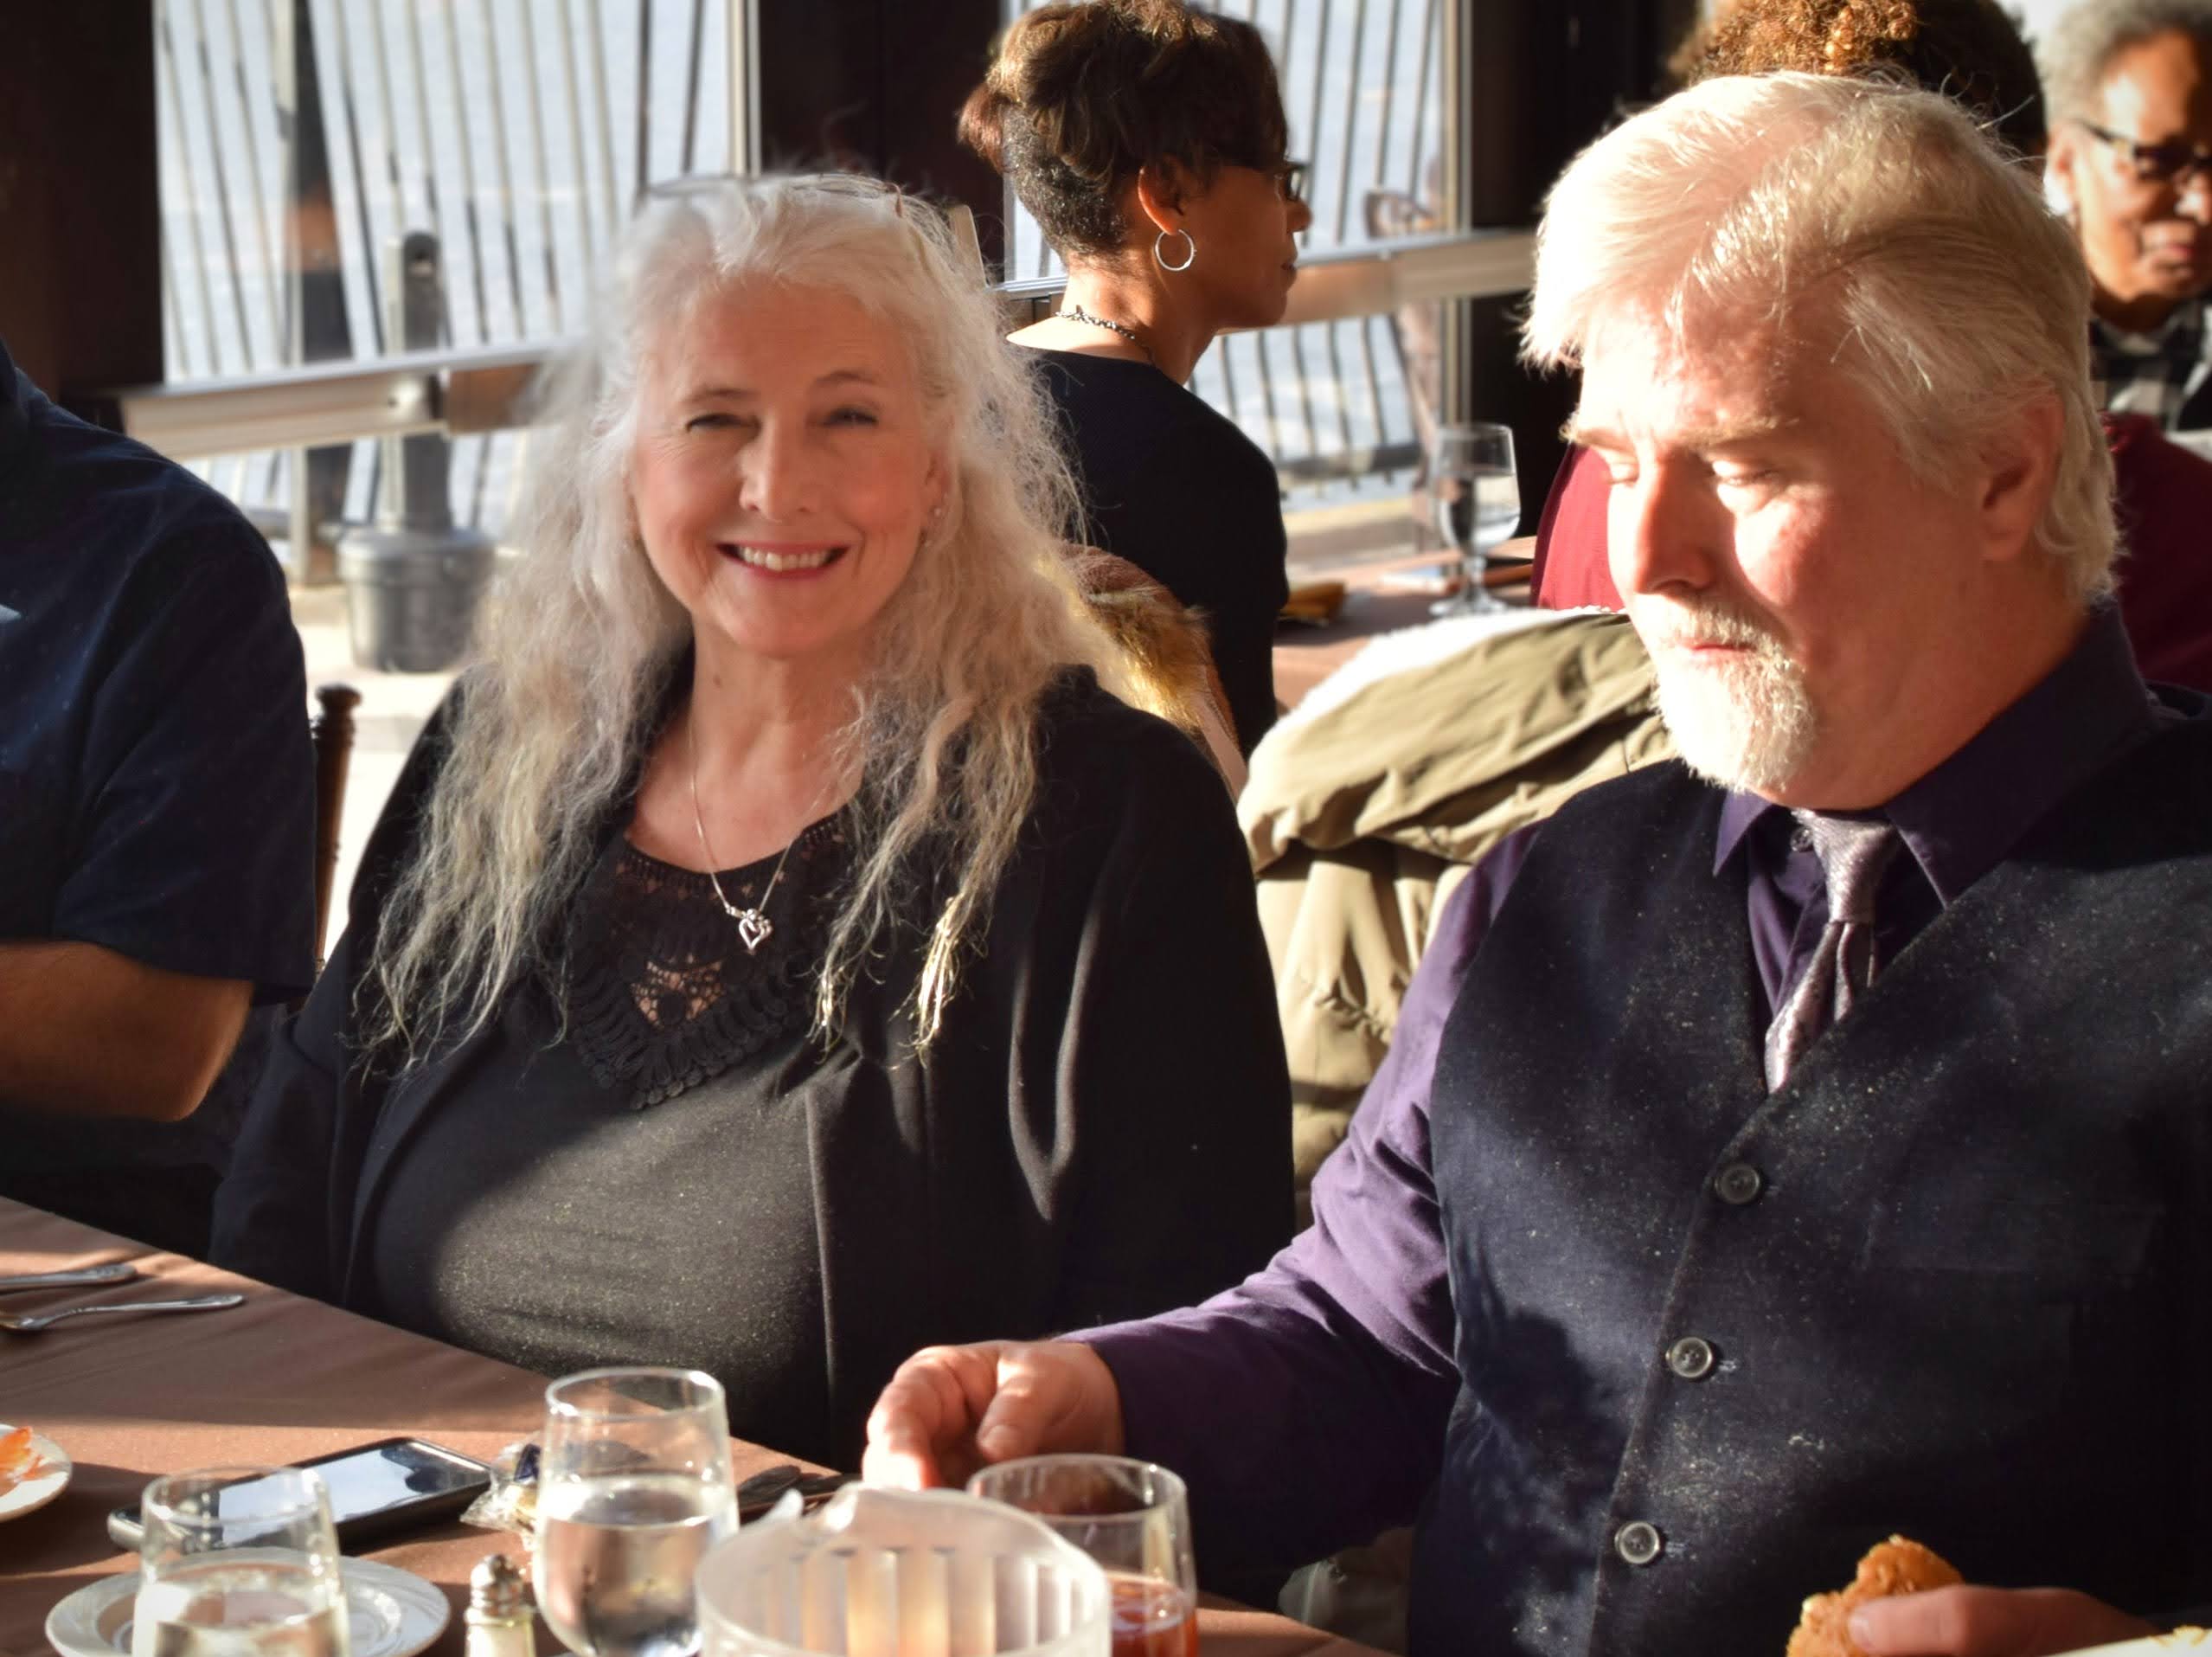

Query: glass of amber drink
left=968, top=1455, right=1198, bottom=1657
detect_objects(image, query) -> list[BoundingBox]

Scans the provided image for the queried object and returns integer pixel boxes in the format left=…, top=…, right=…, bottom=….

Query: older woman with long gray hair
left=214, top=174, right=1292, bottom=1469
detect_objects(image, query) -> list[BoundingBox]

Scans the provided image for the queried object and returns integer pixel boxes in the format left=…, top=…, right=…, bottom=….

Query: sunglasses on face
left=2080, top=119, right=2212, bottom=189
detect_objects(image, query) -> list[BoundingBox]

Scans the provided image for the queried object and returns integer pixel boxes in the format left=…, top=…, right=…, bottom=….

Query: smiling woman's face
left=628, top=280, right=946, bottom=678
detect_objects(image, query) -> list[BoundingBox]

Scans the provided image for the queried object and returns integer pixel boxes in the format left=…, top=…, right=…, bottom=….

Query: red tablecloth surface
left=0, top=1199, right=1383, bottom=1657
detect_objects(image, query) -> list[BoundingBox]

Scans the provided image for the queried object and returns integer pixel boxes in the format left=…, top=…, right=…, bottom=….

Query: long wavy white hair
left=365, top=176, right=1122, bottom=1059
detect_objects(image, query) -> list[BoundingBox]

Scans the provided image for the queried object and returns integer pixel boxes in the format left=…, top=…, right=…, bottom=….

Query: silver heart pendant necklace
left=685, top=707, right=805, bottom=957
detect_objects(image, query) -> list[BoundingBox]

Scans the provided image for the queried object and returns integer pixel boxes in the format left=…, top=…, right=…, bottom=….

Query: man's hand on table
left=1850, top=1585, right=2155, bottom=1654
left=863, top=1340, right=1125, bottom=1490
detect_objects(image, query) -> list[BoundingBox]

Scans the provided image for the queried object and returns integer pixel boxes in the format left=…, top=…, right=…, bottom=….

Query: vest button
left=1665, top=1335, right=1716, bottom=1380
left=1714, top=1162, right=1763, bottom=1204
left=1614, top=1520, right=1664, bottom=1566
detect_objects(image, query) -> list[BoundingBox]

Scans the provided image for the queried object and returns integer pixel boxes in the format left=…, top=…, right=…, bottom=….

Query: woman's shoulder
left=1035, top=352, right=1274, bottom=484
left=1029, top=668, right=1231, bottom=818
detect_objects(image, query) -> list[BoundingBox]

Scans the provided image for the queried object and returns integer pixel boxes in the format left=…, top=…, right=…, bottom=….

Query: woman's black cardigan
left=212, top=671, right=1294, bottom=1467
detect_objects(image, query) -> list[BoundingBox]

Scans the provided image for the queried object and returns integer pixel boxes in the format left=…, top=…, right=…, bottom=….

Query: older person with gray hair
left=868, top=70, right=2212, bottom=1657
left=212, top=173, right=1292, bottom=1471
left=2045, top=0, right=2212, bottom=426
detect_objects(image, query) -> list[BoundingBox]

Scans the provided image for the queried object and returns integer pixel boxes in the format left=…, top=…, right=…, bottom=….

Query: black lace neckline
left=556, top=813, right=850, bottom=1110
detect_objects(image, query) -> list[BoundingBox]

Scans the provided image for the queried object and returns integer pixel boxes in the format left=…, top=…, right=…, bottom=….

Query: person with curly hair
left=959, top=0, right=1312, bottom=756
left=1689, top=0, right=2047, bottom=148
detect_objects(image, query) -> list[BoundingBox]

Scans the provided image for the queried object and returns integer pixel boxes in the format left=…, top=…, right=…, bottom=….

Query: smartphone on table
left=107, top=1437, right=492, bottom=1552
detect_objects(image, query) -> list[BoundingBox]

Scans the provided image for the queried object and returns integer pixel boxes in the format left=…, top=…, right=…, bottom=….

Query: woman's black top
left=214, top=671, right=1295, bottom=1468
left=369, top=823, right=847, bottom=1467
left=1035, top=350, right=1289, bottom=755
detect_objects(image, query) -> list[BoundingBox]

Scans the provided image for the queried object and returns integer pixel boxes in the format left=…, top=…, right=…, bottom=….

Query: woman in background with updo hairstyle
left=961, top=0, right=1311, bottom=757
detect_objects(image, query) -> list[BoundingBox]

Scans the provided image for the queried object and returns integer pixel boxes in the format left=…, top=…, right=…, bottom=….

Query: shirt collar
left=1713, top=605, right=2161, bottom=902
left=2091, top=296, right=2208, bottom=356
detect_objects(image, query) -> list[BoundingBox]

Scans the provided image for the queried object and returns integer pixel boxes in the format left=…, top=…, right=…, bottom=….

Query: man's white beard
left=1641, top=604, right=1819, bottom=795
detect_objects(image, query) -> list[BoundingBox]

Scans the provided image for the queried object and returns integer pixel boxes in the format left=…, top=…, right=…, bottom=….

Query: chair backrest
left=309, top=684, right=362, bottom=972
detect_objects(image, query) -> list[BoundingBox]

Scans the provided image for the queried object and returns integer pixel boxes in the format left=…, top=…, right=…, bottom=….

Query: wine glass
left=1427, top=422, right=1521, bottom=616
left=969, top=1455, right=1197, bottom=1657
left=132, top=1466, right=350, bottom=1657
left=533, top=1368, right=737, bottom=1657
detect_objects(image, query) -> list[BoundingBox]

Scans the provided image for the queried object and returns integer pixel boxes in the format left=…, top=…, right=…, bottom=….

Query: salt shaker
left=465, top=1551, right=535, bottom=1657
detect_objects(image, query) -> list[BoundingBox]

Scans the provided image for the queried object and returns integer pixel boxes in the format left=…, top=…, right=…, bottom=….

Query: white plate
left=45, top=1557, right=451, bottom=1657
left=0, top=1425, right=71, bottom=1521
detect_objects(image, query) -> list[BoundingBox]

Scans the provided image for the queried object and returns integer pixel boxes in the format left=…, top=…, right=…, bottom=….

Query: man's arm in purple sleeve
left=1074, top=827, right=1541, bottom=1574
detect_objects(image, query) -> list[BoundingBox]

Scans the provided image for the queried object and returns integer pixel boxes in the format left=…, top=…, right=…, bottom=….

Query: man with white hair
left=2045, top=0, right=2212, bottom=427
left=865, top=73, right=2212, bottom=1657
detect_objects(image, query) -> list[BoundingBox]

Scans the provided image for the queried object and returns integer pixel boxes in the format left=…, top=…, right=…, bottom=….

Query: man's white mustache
left=1638, top=602, right=1789, bottom=658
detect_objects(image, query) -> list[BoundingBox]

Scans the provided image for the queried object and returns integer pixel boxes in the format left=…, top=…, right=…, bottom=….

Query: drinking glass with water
left=1428, top=422, right=1521, bottom=616
left=131, top=1467, right=349, bottom=1657
left=533, top=1368, right=737, bottom=1657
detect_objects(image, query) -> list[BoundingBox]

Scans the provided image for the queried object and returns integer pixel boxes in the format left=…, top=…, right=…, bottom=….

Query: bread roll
left=1786, top=1535, right=1962, bottom=1657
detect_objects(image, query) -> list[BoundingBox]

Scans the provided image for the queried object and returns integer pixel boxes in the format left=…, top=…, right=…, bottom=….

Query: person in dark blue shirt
left=0, top=335, right=316, bottom=1256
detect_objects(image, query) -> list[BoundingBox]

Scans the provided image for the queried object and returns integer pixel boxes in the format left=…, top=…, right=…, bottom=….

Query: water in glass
left=535, top=1473, right=728, bottom=1657
left=533, top=1368, right=735, bottom=1657
left=1428, top=422, right=1521, bottom=615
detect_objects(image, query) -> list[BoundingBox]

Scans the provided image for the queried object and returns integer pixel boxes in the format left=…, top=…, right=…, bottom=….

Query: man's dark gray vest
left=1414, top=721, right=2212, bottom=1657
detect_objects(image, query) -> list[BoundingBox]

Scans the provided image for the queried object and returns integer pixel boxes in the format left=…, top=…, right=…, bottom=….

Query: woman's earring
left=1153, top=227, right=1197, bottom=273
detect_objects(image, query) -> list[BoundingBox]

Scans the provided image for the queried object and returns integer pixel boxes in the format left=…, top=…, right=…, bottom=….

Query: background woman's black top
left=1035, top=350, right=1289, bottom=755
left=215, top=671, right=1296, bottom=1468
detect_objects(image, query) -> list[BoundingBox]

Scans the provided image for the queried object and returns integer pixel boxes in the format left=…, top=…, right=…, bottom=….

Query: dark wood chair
left=309, top=684, right=362, bottom=974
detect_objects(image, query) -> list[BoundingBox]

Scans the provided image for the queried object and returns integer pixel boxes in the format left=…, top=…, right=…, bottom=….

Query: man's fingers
left=864, top=1340, right=1119, bottom=1493
left=1850, top=1586, right=2156, bottom=1656
left=863, top=1346, right=1005, bottom=1489
left=972, top=1346, right=1069, bottom=1460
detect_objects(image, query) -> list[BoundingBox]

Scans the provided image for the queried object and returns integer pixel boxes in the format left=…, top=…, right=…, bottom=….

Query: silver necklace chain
left=1057, top=304, right=1155, bottom=364
left=685, top=711, right=801, bottom=956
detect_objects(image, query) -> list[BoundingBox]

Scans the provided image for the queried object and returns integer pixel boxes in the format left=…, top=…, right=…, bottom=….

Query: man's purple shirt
left=1079, top=606, right=2169, bottom=1570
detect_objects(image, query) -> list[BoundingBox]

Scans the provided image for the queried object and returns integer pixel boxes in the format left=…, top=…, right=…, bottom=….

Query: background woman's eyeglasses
left=2079, top=120, right=2212, bottom=189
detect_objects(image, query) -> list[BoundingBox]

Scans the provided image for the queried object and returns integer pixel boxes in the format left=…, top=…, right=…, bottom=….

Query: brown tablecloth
left=0, top=1200, right=1383, bottom=1657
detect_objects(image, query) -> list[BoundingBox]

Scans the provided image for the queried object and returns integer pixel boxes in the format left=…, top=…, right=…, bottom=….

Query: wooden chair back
left=309, top=684, right=362, bottom=972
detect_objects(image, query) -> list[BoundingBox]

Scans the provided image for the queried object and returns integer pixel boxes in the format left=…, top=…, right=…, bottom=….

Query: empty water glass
left=132, top=1466, right=350, bottom=1657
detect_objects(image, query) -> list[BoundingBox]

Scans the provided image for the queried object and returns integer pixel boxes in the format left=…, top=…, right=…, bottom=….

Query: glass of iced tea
left=968, top=1455, right=1198, bottom=1657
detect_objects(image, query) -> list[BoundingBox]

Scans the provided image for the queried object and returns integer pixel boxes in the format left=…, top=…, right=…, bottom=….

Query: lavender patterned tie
left=1763, top=812, right=1904, bottom=1090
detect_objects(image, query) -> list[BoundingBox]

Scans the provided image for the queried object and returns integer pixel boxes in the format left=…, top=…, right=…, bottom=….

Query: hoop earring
left=1153, top=227, right=1196, bottom=273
